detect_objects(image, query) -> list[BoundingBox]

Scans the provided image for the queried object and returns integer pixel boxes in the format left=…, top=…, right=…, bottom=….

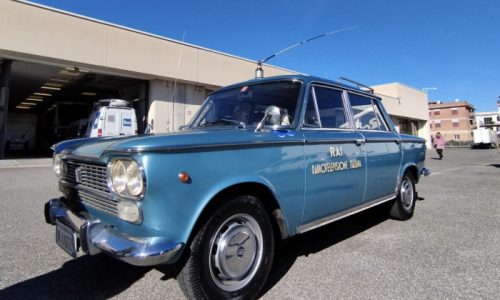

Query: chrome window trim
left=296, top=193, right=396, bottom=234
left=303, top=138, right=365, bottom=145
left=309, top=86, right=322, bottom=127
left=301, top=127, right=357, bottom=132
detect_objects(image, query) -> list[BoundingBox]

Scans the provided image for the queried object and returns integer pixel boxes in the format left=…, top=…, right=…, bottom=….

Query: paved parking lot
left=0, top=148, right=499, bottom=299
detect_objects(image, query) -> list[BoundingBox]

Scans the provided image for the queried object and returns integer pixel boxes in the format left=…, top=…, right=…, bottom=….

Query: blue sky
left=31, top=0, right=500, bottom=112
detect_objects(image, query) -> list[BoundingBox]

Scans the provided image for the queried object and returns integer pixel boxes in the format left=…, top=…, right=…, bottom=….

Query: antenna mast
left=255, top=26, right=357, bottom=79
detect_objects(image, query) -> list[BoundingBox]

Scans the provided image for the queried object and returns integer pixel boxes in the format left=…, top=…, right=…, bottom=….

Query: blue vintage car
left=45, top=75, right=430, bottom=299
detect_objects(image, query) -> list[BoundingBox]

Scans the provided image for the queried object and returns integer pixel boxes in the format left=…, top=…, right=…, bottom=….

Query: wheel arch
left=401, top=163, right=419, bottom=183
left=188, top=182, right=289, bottom=247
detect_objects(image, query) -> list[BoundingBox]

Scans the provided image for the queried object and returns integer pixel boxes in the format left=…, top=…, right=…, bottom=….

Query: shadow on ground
left=260, top=203, right=390, bottom=296
left=0, top=255, right=151, bottom=299
left=0, top=204, right=391, bottom=299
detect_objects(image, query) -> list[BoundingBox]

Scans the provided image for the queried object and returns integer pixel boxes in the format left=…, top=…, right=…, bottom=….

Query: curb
left=0, top=158, right=52, bottom=168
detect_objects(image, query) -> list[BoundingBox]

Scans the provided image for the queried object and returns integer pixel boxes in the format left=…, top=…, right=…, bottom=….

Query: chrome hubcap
left=209, top=214, right=263, bottom=292
left=400, top=177, right=414, bottom=211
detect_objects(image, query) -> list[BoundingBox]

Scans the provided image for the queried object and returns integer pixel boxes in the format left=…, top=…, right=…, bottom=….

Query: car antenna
left=169, top=30, right=186, bottom=133
left=255, top=26, right=357, bottom=79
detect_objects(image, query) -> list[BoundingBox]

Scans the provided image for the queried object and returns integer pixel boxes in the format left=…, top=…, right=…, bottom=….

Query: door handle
left=355, top=139, right=365, bottom=146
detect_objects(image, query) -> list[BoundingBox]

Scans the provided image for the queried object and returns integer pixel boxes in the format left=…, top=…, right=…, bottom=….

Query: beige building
left=0, top=0, right=295, bottom=158
left=428, top=101, right=475, bottom=143
left=0, top=0, right=433, bottom=157
left=371, top=83, right=431, bottom=148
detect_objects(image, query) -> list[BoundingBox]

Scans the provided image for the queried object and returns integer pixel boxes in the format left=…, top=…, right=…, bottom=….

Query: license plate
left=56, top=220, right=78, bottom=258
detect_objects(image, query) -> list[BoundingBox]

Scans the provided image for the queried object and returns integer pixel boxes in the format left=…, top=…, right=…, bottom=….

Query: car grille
left=63, top=160, right=118, bottom=216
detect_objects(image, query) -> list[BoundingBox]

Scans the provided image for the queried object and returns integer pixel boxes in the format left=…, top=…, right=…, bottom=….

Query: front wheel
left=177, top=195, right=274, bottom=300
left=389, top=172, right=416, bottom=220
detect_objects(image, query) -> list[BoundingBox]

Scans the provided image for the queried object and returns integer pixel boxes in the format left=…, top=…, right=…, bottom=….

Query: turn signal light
left=178, top=172, right=190, bottom=183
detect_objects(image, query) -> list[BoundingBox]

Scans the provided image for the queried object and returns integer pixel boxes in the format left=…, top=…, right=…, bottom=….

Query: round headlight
left=111, top=160, right=127, bottom=194
left=126, top=161, right=143, bottom=196
left=53, top=154, right=63, bottom=177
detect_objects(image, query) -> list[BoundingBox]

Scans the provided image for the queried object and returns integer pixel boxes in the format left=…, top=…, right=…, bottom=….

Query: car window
left=190, top=81, right=301, bottom=128
left=304, top=86, right=349, bottom=129
left=304, top=89, right=321, bottom=127
left=348, top=93, right=388, bottom=131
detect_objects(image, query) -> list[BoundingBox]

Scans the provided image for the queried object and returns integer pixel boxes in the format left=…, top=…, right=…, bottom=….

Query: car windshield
left=188, top=80, right=302, bottom=129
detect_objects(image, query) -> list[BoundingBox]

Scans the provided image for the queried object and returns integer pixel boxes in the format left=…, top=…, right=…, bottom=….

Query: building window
left=430, top=123, right=433, bottom=128
left=454, top=134, right=460, bottom=140
left=484, top=117, right=493, bottom=125
left=435, top=123, right=441, bottom=128
left=451, top=108, right=458, bottom=115
left=434, top=110, right=440, bottom=116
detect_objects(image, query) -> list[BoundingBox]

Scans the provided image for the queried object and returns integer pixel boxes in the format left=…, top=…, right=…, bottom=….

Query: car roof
left=213, top=74, right=379, bottom=99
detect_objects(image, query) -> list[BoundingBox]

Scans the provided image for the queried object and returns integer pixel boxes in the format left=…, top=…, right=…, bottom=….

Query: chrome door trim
left=296, top=193, right=396, bottom=234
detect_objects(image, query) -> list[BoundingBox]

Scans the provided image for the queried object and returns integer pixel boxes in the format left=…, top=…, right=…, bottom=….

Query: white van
left=85, top=99, right=138, bottom=138
left=472, top=128, right=498, bottom=148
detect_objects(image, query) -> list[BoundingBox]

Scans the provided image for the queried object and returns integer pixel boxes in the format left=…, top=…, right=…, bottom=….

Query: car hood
left=60, top=129, right=302, bottom=158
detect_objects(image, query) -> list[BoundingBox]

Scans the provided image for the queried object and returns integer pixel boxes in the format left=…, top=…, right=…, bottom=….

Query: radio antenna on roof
left=255, top=26, right=357, bottom=79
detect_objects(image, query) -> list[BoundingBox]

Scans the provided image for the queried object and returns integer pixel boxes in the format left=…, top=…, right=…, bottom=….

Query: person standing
left=434, top=132, right=446, bottom=160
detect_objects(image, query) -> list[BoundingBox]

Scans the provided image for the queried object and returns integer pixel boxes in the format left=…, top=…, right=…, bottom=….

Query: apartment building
left=475, top=99, right=500, bottom=137
left=428, top=101, right=475, bottom=142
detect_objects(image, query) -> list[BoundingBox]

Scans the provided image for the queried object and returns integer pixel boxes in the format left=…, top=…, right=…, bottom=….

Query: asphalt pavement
left=0, top=148, right=499, bottom=299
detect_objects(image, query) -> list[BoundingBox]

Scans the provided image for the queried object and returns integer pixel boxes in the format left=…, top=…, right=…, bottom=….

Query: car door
left=301, top=85, right=367, bottom=225
left=347, top=92, right=402, bottom=201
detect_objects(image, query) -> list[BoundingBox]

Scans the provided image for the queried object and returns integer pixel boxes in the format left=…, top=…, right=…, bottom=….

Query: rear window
left=348, top=93, right=388, bottom=131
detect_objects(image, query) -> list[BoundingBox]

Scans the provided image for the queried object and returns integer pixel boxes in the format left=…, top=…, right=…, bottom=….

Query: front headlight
left=126, top=161, right=143, bottom=196
left=109, top=159, right=145, bottom=199
left=111, top=160, right=127, bottom=194
left=53, top=154, right=63, bottom=177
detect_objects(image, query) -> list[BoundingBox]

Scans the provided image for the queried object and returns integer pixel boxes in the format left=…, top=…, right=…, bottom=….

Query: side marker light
left=178, top=172, right=190, bottom=183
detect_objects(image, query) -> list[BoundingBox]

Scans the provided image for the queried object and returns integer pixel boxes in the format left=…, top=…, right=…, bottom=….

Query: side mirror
left=255, top=105, right=281, bottom=132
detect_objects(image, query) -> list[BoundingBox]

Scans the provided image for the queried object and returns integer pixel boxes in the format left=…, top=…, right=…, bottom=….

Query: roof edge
left=16, top=0, right=298, bottom=75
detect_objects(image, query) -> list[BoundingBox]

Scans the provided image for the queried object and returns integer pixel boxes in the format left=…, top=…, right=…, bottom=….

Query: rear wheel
left=389, top=172, right=416, bottom=220
left=177, top=195, right=274, bottom=300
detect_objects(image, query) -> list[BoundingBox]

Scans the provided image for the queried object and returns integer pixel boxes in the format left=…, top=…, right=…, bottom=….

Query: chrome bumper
left=44, top=198, right=183, bottom=266
left=420, top=167, right=432, bottom=176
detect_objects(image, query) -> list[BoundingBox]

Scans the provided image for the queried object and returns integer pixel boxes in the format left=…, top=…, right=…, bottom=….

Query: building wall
left=428, top=101, right=475, bottom=142
left=372, top=83, right=429, bottom=120
left=0, top=0, right=295, bottom=87
left=148, top=80, right=206, bottom=133
left=372, top=83, right=431, bottom=148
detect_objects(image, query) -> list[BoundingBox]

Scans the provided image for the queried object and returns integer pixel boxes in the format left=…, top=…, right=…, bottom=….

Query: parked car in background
left=5, top=134, right=29, bottom=152
left=45, top=75, right=430, bottom=299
